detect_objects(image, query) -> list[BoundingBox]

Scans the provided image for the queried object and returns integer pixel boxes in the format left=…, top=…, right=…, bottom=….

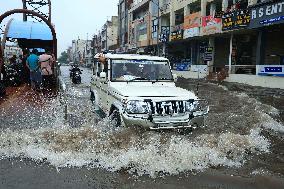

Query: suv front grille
left=146, top=100, right=192, bottom=115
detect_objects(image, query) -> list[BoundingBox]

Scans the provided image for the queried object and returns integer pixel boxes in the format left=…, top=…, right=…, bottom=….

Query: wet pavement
left=0, top=66, right=283, bottom=189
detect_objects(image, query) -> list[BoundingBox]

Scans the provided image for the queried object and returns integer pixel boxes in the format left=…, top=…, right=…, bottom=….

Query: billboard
left=184, top=12, right=201, bottom=29
left=201, top=16, right=222, bottom=35
left=249, top=1, right=284, bottom=28
left=222, top=9, right=250, bottom=31
left=183, top=27, right=199, bottom=39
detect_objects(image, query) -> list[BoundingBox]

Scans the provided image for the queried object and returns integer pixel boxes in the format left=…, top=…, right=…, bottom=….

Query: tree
left=58, top=51, right=68, bottom=63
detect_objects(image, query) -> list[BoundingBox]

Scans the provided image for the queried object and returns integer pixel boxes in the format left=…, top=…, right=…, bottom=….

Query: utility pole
left=106, top=23, right=108, bottom=51
left=156, top=0, right=160, bottom=57
left=150, top=0, right=166, bottom=57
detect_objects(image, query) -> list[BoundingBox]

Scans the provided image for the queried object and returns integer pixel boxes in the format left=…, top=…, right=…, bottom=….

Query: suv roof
left=95, top=53, right=169, bottom=61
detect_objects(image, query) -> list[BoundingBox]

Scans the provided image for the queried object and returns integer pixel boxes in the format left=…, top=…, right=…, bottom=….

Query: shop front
left=249, top=0, right=284, bottom=77
left=219, top=7, right=258, bottom=75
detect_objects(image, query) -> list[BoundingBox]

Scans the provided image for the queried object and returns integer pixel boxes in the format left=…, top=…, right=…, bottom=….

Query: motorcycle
left=4, top=64, right=22, bottom=87
left=70, top=67, right=82, bottom=84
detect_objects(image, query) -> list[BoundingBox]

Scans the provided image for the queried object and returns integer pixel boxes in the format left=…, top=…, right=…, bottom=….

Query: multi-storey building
left=101, top=16, right=119, bottom=52
left=71, top=39, right=92, bottom=66
left=118, top=0, right=130, bottom=52
left=3, top=44, right=23, bottom=64
left=84, top=40, right=93, bottom=67
left=92, top=34, right=101, bottom=57
left=120, top=0, right=284, bottom=79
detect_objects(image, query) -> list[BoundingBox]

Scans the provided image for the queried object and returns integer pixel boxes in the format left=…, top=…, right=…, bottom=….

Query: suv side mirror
left=99, top=72, right=106, bottom=79
left=173, top=74, right=178, bottom=82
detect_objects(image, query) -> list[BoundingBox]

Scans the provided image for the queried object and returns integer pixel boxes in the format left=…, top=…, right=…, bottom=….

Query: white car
left=90, top=53, right=209, bottom=130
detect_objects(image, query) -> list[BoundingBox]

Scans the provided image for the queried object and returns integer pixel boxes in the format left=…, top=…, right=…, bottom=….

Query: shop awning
left=6, top=19, right=52, bottom=40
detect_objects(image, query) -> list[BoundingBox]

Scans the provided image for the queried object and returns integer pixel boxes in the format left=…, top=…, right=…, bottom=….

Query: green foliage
left=58, top=51, right=68, bottom=63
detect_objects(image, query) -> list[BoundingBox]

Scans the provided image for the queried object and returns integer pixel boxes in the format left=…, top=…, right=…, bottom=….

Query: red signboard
left=201, top=16, right=222, bottom=35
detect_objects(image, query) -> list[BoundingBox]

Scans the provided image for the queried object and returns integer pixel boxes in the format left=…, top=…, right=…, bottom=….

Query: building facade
left=101, top=16, right=119, bottom=52
left=70, top=39, right=92, bottom=67
left=118, top=0, right=130, bottom=52
left=3, top=44, right=23, bottom=64
left=115, top=0, right=284, bottom=78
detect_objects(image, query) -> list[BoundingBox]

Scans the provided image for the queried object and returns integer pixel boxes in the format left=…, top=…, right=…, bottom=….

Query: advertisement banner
left=257, top=65, right=284, bottom=76
left=170, top=25, right=183, bottom=41
left=183, top=27, right=199, bottom=39
left=184, top=12, right=201, bottom=29
left=201, top=16, right=222, bottom=35
left=222, top=9, right=250, bottom=31
left=249, top=1, right=284, bottom=28
left=159, top=26, right=170, bottom=42
left=170, top=30, right=183, bottom=41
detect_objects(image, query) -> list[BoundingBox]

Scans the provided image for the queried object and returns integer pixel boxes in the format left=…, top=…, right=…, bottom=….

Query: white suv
left=90, top=53, right=209, bottom=130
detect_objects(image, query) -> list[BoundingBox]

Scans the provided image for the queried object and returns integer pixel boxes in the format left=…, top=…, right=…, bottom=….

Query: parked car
left=90, top=53, right=209, bottom=130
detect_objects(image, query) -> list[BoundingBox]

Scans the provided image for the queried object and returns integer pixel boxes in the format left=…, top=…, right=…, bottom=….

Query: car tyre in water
left=110, top=109, right=121, bottom=127
left=90, top=91, right=95, bottom=103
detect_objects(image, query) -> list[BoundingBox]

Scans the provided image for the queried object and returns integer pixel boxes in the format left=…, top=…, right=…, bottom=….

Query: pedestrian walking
left=39, top=49, right=54, bottom=92
left=22, top=50, right=30, bottom=84
left=26, top=49, right=41, bottom=91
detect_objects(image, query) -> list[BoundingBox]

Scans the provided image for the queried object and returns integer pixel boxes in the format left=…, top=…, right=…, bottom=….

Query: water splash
left=0, top=118, right=270, bottom=177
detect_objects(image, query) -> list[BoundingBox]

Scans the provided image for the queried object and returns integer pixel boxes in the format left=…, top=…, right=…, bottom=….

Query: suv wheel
left=90, top=91, right=95, bottom=103
left=110, top=109, right=121, bottom=127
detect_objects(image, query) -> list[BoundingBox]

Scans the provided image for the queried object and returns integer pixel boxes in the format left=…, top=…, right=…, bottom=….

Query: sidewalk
left=173, top=71, right=284, bottom=90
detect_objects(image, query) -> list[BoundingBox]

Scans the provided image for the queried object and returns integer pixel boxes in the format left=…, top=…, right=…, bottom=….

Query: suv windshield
left=111, top=59, right=173, bottom=81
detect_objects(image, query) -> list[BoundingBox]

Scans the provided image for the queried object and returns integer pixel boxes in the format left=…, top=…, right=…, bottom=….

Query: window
left=189, top=1, right=201, bottom=14
left=175, top=9, right=184, bottom=25
left=111, top=59, right=173, bottom=81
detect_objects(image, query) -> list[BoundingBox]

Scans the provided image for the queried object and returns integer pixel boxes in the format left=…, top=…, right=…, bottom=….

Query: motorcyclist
left=70, top=65, right=81, bottom=73
left=70, top=65, right=82, bottom=77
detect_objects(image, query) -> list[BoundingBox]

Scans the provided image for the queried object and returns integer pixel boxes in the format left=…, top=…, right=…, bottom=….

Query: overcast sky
left=0, top=0, right=118, bottom=55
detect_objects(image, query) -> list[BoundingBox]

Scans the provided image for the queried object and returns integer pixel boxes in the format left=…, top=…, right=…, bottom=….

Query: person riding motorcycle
left=69, top=65, right=82, bottom=77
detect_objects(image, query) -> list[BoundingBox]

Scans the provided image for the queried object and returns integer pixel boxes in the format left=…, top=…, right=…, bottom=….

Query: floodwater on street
left=0, top=66, right=283, bottom=188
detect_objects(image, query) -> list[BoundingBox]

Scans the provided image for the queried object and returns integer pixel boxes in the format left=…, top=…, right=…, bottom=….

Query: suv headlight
left=125, top=100, right=149, bottom=114
left=185, top=101, right=199, bottom=112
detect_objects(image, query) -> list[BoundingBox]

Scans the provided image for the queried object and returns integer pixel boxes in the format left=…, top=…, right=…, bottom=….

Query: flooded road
left=0, top=66, right=283, bottom=189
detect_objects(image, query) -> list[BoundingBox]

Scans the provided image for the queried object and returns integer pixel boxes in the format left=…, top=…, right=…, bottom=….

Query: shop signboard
left=159, top=26, right=170, bottom=42
left=191, top=65, right=208, bottom=73
left=184, top=12, right=201, bottom=29
left=249, top=0, right=284, bottom=29
left=222, top=9, right=250, bottom=31
left=183, top=27, right=199, bottom=39
left=170, top=25, right=183, bottom=41
left=201, top=16, right=222, bottom=35
left=170, top=30, right=183, bottom=41
left=151, top=19, right=158, bottom=39
left=204, top=47, right=214, bottom=61
left=257, top=65, right=284, bottom=76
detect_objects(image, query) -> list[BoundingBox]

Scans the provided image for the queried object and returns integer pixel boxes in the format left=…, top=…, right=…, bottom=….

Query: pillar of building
left=208, top=37, right=215, bottom=73
left=201, top=0, right=207, bottom=17
left=222, top=0, right=228, bottom=11
left=228, top=33, right=233, bottom=74
left=256, top=30, right=266, bottom=66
